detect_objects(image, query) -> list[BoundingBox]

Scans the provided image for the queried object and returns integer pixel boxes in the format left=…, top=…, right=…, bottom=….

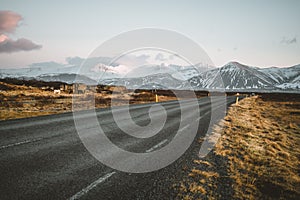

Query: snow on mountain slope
left=91, top=63, right=208, bottom=81
left=99, top=73, right=185, bottom=89
left=292, top=74, right=300, bottom=83
left=256, top=64, right=300, bottom=90
left=0, top=59, right=299, bottom=91
left=258, top=64, right=300, bottom=84
left=257, top=67, right=287, bottom=84
left=276, top=65, right=300, bottom=89
left=281, top=64, right=300, bottom=80
left=170, top=63, right=211, bottom=80
left=188, top=62, right=279, bottom=90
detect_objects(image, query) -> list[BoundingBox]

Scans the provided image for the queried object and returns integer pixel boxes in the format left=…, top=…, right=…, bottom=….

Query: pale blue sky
left=0, top=0, right=300, bottom=68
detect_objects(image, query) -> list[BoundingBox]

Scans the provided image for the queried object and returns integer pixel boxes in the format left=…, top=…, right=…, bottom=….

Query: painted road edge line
left=146, top=139, right=168, bottom=153
left=69, top=171, right=116, bottom=200
left=0, top=138, right=43, bottom=150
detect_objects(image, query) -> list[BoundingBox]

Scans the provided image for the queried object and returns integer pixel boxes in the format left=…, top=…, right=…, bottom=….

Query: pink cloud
left=0, top=10, right=42, bottom=53
left=0, top=10, right=22, bottom=33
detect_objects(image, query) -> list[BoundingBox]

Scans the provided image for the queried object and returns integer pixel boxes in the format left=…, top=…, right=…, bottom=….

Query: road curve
left=0, top=96, right=236, bottom=200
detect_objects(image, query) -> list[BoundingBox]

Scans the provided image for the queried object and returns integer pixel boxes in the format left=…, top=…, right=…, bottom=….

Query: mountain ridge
left=0, top=60, right=299, bottom=91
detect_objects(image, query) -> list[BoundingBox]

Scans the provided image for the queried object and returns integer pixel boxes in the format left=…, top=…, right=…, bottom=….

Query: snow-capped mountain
left=187, top=62, right=299, bottom=90
left=0, top=57, right=209, bottom=86
left=0, top=58, right=299, bottom=92
left=188, top=62, right=277, bottom=90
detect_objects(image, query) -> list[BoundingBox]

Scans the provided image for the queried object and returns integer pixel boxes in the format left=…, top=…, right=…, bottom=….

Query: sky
left=0, top=0, right=300, bottom=68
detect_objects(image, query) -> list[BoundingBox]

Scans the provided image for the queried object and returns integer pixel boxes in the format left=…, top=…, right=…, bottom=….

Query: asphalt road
left=0, top=96, right=236, bottom=200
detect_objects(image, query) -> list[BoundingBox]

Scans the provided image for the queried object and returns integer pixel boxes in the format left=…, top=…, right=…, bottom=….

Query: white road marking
left=146, top=139, right=168, bottom=153
left=178, top=124, right=190, bottom=132
left=69, top=172, right=116, bottom=200
left=196, top=116, right=201, bottom=121
left=0, top=138, right=43, bottom=150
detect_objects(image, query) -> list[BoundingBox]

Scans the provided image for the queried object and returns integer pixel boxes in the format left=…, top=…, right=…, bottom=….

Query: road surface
left=0, top=96, right=236, bottom=200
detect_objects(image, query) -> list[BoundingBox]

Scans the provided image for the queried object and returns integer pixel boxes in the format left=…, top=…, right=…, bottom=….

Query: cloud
left=115, top=54, right=150, bottom=66
left=0, top=37, right=42, bottom=53
left=281, top=37, right=297, bottom=44
left=155, top=53, right=167, bottom=61
left=66, top=56, right=85, bottom=65
left=30, top=61, right=63, bottom=68
left=0, top=10, right=42, bottom=53
left=0, top=10, right=22, bottom=33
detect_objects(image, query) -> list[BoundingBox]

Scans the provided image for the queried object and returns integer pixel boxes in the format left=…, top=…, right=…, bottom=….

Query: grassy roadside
left=176, top=95, right=300, bottom=200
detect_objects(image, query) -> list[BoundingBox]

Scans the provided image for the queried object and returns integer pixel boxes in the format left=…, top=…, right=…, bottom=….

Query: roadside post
left=236, top=92, right=240, bottom=105
left=153, top=89, right=159, bottom=103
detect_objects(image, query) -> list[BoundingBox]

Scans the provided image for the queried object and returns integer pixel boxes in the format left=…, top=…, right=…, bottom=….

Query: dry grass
left=0, top=81, right=179, bottom=120
left=176, top=95, right=300, bottom=200
left=189, top=169, right=219, bottom=179
left=193, top=160, right=212, bottom=167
